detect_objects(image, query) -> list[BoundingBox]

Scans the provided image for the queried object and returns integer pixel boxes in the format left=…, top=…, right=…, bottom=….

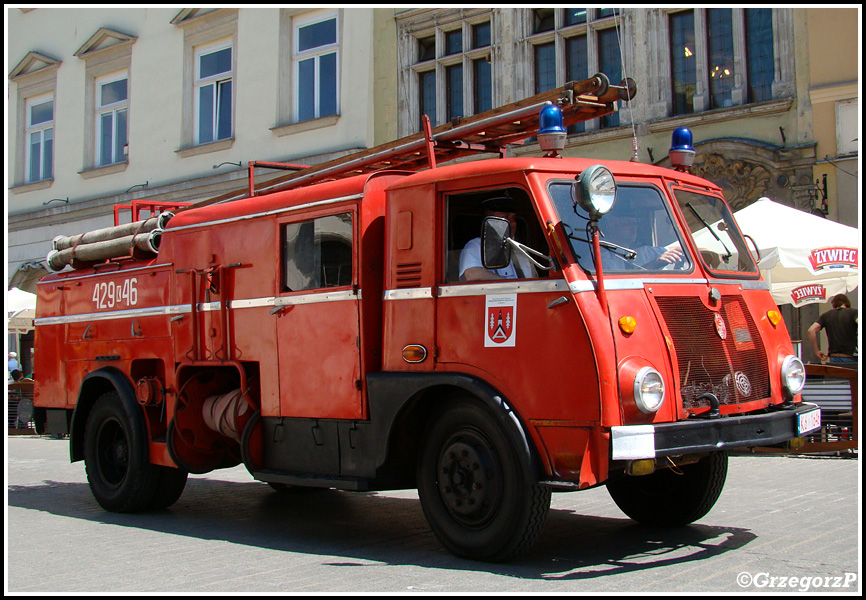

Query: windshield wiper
left=566, top=232, right=637, bottom=260
left=686, top=202, right=733, bottom=262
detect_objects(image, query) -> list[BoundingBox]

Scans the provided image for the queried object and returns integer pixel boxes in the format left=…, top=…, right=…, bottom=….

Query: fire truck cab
left=30, top=76, right=820, bottom=562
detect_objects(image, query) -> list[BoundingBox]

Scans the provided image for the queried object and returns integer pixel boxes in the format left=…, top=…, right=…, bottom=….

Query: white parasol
left=7, top=288, right=37, bottom=334
left=6, top=288, right=36, bottom=334
left=732, top=197, right=859, bottom=307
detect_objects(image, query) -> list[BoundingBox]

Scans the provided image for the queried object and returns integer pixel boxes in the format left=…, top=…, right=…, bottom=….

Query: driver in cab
left=601, top=211, right=685, bottom=271
left=459, top=197, right=538, bottom=281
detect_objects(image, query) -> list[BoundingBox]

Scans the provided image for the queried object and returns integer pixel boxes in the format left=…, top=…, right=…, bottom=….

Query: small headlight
left=781, top=355, right=806, bottom=396
left=634, top=367, right=665, bottom=413
left=574, top=164, right=616, bottom=220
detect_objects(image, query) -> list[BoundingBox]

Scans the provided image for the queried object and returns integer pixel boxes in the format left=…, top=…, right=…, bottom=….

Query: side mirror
left=481, top=216, right=512, bottom=270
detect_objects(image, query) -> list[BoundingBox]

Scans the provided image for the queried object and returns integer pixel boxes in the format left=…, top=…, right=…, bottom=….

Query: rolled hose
left=202, top=388, right=251, bottom=443
left=51, top=212, right=173, bottom=251
left=46, top=228, right=163, bottom=272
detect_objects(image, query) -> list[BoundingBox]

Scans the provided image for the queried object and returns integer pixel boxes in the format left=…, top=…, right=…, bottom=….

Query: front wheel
left=416, top=399, right=550, bottom=562
left=606, top=451, right=728, bottom=526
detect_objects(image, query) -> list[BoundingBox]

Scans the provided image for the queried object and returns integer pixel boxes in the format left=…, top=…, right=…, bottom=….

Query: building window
left=526, top=8, right=625, bottom=132
left=25, top=94, right=54, bottom=183
left=534, top=42, right=556, bottom=95
left=707, top=8, right=735, bottom=109
left=195, top=39, right=232, bottom=145
left=472, top=21, right=491, bottom=49
left=446, top=63, right=463, bottom=122
left=294, top=12, right=339, bottom=123
left=473, top=57, right=492, bottom=114
left=418, top=35, right=435, bottom=62
left=472, top=22, right=492, bottom=114
left=533, top=8, right=556, bottom=33
left=565, top=8, right=588, bottom=26
left=597, top=27, right=622, bottom=128
left=836, top=99, right=858, bottom=157
left=406, top=15, right=493, bottom=132
left=419, top=70, right=437, bottom=129
left=745, top=8, right=774, bottom=103
left=670, top=10, right=696, bottom=115
left=96, top=72, right=128, bottom=166
left=566, top=34, right=587, bottom=133
left=668, top=8, right=781, bottom=117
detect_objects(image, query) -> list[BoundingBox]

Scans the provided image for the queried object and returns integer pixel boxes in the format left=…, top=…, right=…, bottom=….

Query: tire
left=416, top=399, right=550, bottom=562
left=83, top=391, right=163, bottom=513
left=606, top=451, right=728, bottom=526
left=149, top=466, right=188, bottom=509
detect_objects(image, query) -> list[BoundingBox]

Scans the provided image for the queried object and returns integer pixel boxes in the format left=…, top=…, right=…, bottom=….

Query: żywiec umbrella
left=732, top=197, right=859, bottom=307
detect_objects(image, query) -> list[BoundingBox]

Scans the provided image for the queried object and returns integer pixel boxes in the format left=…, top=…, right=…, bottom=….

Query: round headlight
left=574, top=164, right=616, bottom=219
left=781, top=355, right=806, bottom=396
left=634, top=367, right=665, bottom=413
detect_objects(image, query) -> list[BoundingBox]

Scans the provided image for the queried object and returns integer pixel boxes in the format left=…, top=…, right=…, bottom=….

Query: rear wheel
left=149, top=465, right=188, bottom=509
left=606, top=452, right=728, bottom=526
left=84, top=391, right=173, bottom=512
left=416, top=399, right=550, bottom=562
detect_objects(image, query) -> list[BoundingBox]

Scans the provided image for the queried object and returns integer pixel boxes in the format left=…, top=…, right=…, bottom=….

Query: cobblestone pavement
left=6, top=435, right=860, bottom=593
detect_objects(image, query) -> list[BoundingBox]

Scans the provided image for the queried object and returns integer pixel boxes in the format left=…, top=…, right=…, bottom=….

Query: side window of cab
left=444, top=187, right=549, bottom=283
left=281, top=212, right=354, bottom=292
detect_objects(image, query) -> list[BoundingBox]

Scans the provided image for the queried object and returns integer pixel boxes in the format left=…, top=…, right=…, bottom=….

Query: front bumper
left=611, top=402, right=821, bottom=460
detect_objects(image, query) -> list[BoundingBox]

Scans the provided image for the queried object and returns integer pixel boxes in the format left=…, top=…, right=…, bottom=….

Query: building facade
left=7, top=7, right=860, bottom=363
left=7, top=7, right=399, bottom=277
left=392, top=7, right=858, bottom=358
left=395, top=8, right=820, bottom=211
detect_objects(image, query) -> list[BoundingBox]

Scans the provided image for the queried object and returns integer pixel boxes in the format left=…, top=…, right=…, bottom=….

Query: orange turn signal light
left=767, top=310, right=782, bottom=327
left=619, top=315, right=637, bottom=334
left=402, top=344, right=428, bottom=363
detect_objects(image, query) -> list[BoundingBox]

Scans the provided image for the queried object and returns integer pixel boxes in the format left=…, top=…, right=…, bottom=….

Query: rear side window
left=281, top=212, right=353, bottom=291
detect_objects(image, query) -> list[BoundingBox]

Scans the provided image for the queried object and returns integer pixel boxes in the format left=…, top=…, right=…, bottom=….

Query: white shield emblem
left=485, top=294, right=517, bottom=347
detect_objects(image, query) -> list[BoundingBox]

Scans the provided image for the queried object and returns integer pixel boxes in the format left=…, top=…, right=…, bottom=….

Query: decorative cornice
left=9, top=51, right=61, bottom=81
left=171, top=8, right=235, bottom=27
left=73, top=28, right=137, bottom=59
left=808, top=82, right=858, bottom=104
left=646, top=98, right=794, bottom=134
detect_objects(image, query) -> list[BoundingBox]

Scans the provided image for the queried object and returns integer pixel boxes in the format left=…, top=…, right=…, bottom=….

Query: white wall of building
left=7, top=7, right=394, bottom=276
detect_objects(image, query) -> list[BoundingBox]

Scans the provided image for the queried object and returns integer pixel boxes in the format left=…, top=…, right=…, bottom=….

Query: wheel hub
left=437, top=433, right=502, bottom=526
left=97, top=419, right=128, bottom=487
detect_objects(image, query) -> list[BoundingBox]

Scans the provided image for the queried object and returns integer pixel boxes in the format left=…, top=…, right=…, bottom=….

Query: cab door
left=275, top=209, right=363, bottom=419
left=436, top=187, right=599, bottom=423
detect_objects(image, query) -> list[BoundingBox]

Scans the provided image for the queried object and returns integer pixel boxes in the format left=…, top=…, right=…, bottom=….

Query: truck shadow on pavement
left=8, top=476, right=756, bottom=579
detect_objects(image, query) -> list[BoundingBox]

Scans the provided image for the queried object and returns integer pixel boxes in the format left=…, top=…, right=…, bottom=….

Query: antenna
left=613, top=10, right=640, bottom=162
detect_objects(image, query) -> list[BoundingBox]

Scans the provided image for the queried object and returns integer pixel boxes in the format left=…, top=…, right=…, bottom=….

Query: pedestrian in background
left=9, top=351, right=21, bottom=372
left=808, top=293, right=858, bottom=368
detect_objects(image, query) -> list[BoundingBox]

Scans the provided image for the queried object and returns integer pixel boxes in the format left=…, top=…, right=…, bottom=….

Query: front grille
left=656, top=296, right=771, bottom=410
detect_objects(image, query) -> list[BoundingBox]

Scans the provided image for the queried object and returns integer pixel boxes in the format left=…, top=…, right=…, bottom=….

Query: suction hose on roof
left=45, top=213, right=173, bottom=272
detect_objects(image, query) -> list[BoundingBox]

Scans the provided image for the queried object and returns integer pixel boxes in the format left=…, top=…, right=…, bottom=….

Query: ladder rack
left=190, top=74, right=635, bottom=210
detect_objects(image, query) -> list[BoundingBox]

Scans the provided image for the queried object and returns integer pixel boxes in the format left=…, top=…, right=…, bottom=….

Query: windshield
left=550, top=182, right=692, bottom=274
left=673, top=188, right=758, bottom=275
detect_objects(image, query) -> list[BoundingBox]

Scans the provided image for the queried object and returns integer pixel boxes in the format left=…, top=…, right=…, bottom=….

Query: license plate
left=797, top=407, right=821, bottom=435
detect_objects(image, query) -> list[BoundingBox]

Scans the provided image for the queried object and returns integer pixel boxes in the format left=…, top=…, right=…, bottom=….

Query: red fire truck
left=30, top=74, right=819, bottom=562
